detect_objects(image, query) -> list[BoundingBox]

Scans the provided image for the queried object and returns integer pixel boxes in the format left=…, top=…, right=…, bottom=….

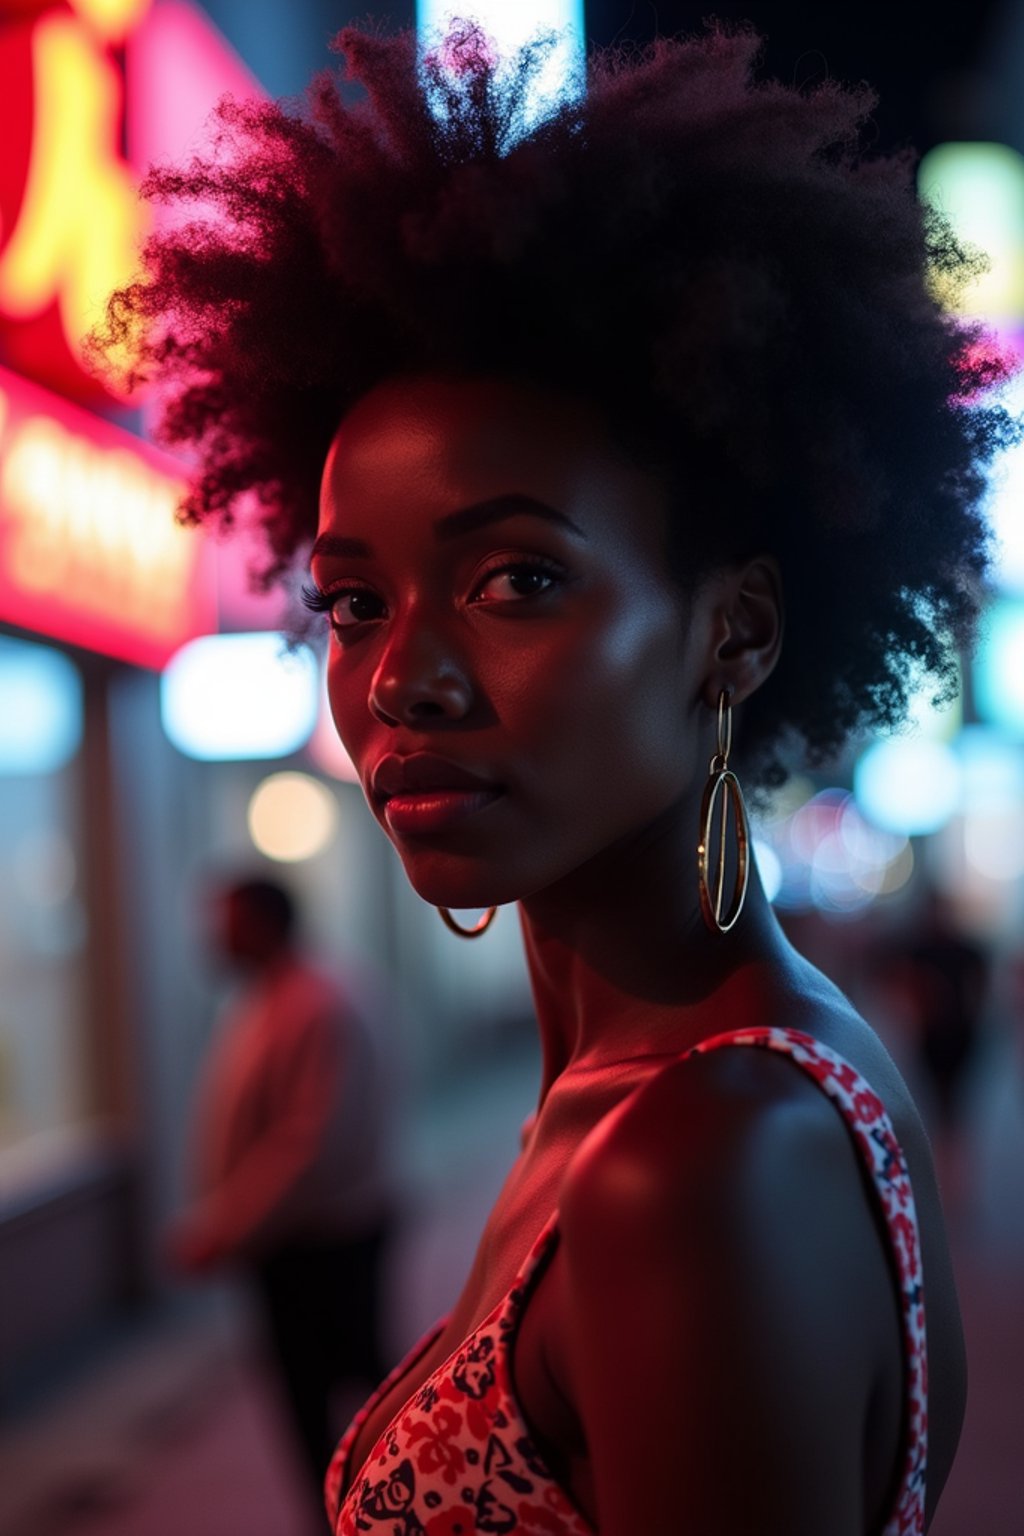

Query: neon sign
left=0, top=2, right=149, bottom=401
left=0, top=365, right=213, bottom=667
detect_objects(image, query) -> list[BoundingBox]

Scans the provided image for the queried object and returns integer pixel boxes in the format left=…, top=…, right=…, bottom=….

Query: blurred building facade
left=0, top=0, right=533, bottom=1413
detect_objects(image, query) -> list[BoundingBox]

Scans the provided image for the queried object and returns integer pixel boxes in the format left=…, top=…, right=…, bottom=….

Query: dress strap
left=682, top=1025, right=928, bottom=1536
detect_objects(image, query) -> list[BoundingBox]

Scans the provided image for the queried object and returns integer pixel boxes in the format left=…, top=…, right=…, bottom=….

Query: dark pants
left=252, top=1223, right=390, bottom=1493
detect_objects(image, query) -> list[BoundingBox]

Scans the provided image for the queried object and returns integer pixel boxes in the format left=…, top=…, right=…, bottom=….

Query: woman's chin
left=397, top=860, right=512, bottom=915
left=410, top=880, right=506, bottom=914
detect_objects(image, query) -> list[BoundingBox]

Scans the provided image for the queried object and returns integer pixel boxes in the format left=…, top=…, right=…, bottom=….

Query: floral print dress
left=325, top=1027, right=927, bottom=1536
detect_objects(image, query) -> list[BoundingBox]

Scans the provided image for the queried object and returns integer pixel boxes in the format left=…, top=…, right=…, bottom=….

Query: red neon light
left=0, top=365, right=214, bottom=667
left=126, top=0, right=263, bottom=178
left=0, top=7, right=147, bottom=403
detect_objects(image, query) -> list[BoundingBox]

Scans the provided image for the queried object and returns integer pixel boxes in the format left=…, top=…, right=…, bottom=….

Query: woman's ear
left=701, top=556, right=784, bottom=710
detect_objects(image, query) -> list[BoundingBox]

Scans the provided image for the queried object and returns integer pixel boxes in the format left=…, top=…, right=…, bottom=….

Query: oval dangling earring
left=437, top=906, right=498, bottom=938
left=697, top=689, right=750, bottom=934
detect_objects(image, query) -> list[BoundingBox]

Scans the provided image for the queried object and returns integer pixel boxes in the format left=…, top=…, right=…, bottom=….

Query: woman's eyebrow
left=433, top=495, right=586, bottom=542
left=310, top=533, right=373, bottom=560
left=311, top=495, right=586, bottom=563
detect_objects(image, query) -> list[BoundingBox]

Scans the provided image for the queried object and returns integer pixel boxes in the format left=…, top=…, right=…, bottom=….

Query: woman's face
left=312, top=374, right=720, bottom=911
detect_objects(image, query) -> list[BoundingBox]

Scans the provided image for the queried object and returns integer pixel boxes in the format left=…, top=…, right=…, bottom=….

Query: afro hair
left=95, top=20, right=1018, bottom=786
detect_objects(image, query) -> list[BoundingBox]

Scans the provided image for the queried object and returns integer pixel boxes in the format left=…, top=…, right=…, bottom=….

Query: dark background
left=585, top=1, right=1012, bottom=154
left=200, top=1, right=1024, bottom=160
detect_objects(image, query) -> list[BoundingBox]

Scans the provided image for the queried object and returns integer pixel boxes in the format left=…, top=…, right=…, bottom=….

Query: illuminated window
left=0, top=636, right=89, bottom=1161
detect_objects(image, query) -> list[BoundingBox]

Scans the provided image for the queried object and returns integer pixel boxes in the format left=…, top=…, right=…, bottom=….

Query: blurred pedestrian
left=166, top=875, right=395, bottom=1497
left=904, top=894, right=989, bottom=1136
left=869, top=889, right=990, bottom=1217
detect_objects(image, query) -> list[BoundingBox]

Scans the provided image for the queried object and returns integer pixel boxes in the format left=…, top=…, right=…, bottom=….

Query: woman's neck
left=517, top=791, right=794, bottom=1104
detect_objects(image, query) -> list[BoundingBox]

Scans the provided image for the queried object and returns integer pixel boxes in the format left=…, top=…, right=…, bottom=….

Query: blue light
left=956, top=724, right=1024, bottom=810
left=853, top=737, right=961, bottom=837
left=986, top=372, right=1024, bottom=594
left=974, top=598, right=1024, bottom=734
left=752, top=839, right=782, bottom=903
left=416, top=0, right=585, bottom=140
left=0, top=636, right=82, bottom=774
left=160, top=632, right=319, bottom=761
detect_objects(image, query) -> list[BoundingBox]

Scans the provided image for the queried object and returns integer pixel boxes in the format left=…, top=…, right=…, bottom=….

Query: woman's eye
left=301, top=582, right=386, bottom=632
left=473, top=564, right=560, bottom=603
left=329, top=590, right=386, bottom=628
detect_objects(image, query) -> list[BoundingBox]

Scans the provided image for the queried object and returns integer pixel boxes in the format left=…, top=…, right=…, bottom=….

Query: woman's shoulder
left=557, top=977, right=964, bottom=1528
left=562, top=997, right=891, bottom=1244
left=552, top=996, right=911, bottom=1533
left=566, top=960, right=910, bottom=1196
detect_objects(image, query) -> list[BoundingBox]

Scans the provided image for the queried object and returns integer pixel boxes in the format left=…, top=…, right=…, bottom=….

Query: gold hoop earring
left=437, top=907, right=497, bottom=938
left=697, top=689, right=749, bottom=934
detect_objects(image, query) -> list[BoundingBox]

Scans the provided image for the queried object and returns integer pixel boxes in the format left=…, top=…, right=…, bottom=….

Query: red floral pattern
left=326, top=1027, right=927, bottom=1536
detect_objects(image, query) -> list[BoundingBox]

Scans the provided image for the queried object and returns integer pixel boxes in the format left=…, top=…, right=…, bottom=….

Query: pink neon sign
left=0, top=365, right=214, bottom=667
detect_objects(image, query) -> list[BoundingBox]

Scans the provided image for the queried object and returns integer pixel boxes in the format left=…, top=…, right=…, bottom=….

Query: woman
left=100, top=22, right=1016, bottom=1534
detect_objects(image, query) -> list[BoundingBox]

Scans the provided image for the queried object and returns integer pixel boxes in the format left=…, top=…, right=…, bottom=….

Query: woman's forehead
left=328, top=374, right=603, bottom=467
left=320, top=373, right=672, bottom=537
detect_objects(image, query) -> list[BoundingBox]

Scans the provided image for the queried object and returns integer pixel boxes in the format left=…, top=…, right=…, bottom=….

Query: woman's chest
left=336, top=1073, right=671, bottom=1510
left=338, top=1170, right=567, bottom=1505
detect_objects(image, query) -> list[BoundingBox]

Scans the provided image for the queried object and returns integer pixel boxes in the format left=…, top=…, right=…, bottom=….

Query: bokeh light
left=416, top=0, right=584, bottom=139
left=247, top=771, right=339, bottom=862
left=956, top=725, right=1024, bottom=884
left=973, top=597, right=1024, bottom=735
left=752, top=839, right=783, bottom=903
left=755, top=788, right=913, bottom=915
left=903, top=666, right=962, bottom=742
left=853, top=737, right=961, bottom=836
left=957, top=723, right=1024, bottom=810
left=985, top=371, right=1024, bottom=594
left=0, top=635, right=82, bottom=774
left=160, top=632, right=319, bottom=761
left=918, top=142, right=1024, bottom=321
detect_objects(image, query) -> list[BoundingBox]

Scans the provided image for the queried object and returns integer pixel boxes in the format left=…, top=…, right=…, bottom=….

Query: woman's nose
left=368, top=620, right=475, bottom=726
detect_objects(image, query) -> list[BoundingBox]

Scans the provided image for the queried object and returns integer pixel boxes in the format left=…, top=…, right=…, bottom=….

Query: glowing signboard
left=0, top=3, right=150, bottom=401
left=0, top=365, right=213, bottom=667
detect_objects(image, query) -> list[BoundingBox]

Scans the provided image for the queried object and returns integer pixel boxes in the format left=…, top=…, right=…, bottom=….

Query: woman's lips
left=383, top=788, right=505, bottom=835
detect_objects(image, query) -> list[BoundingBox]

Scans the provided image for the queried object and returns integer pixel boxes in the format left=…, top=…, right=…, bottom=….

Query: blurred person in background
left=869, top=888, right=990, bottom=1218
left=166, top=875, right=394, bottom=1500
left=96, top=18, right=1022, bottom=1536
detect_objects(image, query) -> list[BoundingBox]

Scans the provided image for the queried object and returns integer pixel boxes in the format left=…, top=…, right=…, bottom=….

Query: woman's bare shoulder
left=559, top=969, right=965, bottom=1529
left=555, top=1019, right=899, bottom=1534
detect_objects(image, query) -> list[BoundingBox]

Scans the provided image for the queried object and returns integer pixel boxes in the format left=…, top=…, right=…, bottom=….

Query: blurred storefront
left=0, top=0, right=537, bottom=1413
left=0, top=0, right=224, bottom=1405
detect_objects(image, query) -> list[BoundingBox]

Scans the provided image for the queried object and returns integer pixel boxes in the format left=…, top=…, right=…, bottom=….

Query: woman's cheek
left=326, top=657, right=372, bottom=764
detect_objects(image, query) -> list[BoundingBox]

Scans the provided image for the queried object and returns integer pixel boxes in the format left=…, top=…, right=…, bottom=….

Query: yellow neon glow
left=919, top=142, right=1024, bottom=321
left=69, top=0, right=152, bottom=44
left=0, top=15, right=146, bottom=369
left=1, top=414, right=193, bottom=638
